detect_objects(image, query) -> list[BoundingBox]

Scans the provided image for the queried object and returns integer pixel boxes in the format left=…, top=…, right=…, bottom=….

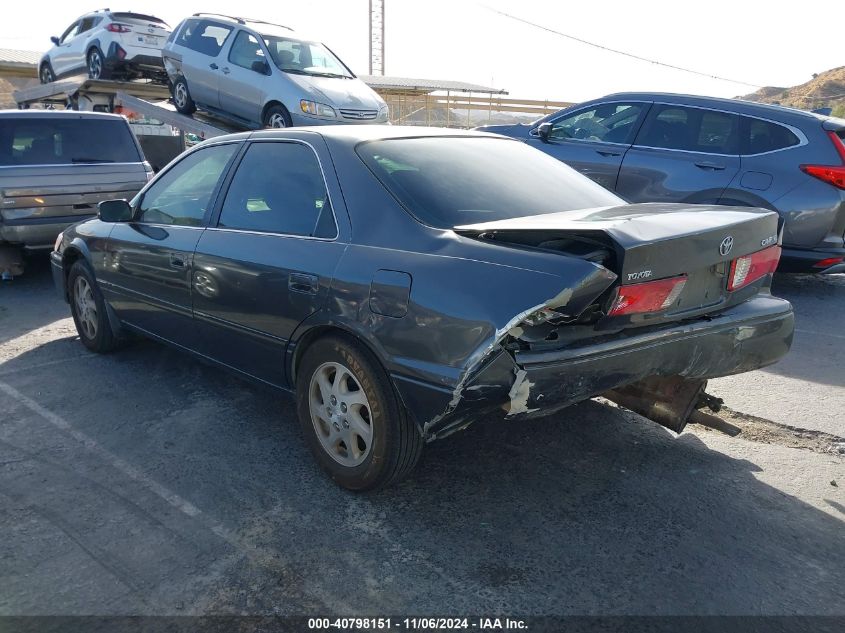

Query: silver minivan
left=162, top=14, right=389, bottom=128
left=0, top=111, right=150, bottom=275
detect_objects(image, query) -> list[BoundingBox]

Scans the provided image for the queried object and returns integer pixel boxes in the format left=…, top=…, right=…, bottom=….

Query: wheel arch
left=261, top=100, right=291, bottom=125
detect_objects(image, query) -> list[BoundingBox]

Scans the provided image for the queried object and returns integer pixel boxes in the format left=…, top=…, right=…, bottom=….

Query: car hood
left=287, top=74, right=384, bottom=110
left=473, top=123, right=533, bottom=137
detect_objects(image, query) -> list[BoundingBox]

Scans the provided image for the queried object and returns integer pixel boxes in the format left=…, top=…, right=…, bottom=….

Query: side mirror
left=251, top=60, right=270, bottom=75
left=51, top=36, right=60, bottom=46
left=98, top=199, right=132, bottom=223
left=537, top=122, right=552, bottom=143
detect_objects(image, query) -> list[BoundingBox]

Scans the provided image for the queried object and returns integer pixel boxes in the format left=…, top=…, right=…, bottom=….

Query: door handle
left=596, top=149, right=622, bottom=157
left=209, top=63, right=218, bottom=70
left=695, top=161, right=726, bottom=171
left=288, top=272, right=318, bottom=295
left=169, top=253, right=186, bottom=269
left=221, top=66, right=230, bottom=75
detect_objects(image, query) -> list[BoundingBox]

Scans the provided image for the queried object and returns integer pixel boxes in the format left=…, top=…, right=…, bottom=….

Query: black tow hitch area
left=604, top=375, right=741, bottom=436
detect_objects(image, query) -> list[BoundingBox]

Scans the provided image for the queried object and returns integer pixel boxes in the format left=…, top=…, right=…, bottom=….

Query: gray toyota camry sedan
left=51, top=126, right=794, bottom=490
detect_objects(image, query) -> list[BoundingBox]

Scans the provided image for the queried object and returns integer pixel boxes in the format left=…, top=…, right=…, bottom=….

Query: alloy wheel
left=309, top=361, right=374, bottom=467
left=88, top=51, right=102, bottom=79
left=73, top=276, right=98, bottom=340
left=40, top=66, right=53, bottom=83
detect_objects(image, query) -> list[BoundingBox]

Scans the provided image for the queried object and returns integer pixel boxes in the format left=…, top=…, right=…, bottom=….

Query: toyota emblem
left=719, top=236, right=734, bottom=257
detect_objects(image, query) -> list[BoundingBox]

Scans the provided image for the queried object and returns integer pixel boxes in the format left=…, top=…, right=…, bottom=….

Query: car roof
left=597, top=91, right=829, bottom=123
left=0, top=110, right=128, bottom=121
left=191, top=14, right=295, bottom=36
left=194, top=126, right=506, bottom=150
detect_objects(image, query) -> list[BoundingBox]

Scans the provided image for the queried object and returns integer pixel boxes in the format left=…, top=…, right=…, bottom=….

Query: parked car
left=40, top=10, right=171, bottom=83
left=51, top=126, right=793, bottom=490
left=0, top=110, right=152, bottom=276
left=478, top=93, right=845, bottom=274
left=161, top=13, right=389, bottom=129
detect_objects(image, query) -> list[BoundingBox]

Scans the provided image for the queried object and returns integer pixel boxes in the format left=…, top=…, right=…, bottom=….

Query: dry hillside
left=739, top=66, right=845, bottom=117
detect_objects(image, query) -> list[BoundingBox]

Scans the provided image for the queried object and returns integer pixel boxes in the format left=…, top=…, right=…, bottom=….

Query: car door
left=52, top=20, right=82, bottom=76
left=191, top=137, right=347, bottom=386
left=527, top=101, right=648, bottom=191
left=99, top=142, right=240, bottom=346
left=218, top=29, right=272, bottom=124
left=616, top=103, right=741, bottom=204
left=177, top=19, right=234, bottom=108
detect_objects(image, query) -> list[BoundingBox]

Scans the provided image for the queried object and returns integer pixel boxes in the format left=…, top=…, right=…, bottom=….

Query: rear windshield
left=0, top=117, right=141, bottom=166
left=356, top=137, right=623, bottom=228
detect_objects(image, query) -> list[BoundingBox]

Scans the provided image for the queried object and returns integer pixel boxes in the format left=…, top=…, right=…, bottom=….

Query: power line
left=478, top=4, right=764, bottom=90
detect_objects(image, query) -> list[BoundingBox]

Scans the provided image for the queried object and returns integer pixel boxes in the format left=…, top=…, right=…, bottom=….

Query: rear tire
left=68, top=261, right=118, bottom=353
left=262, top=104, right=292, bottom=128
left=172, top=76, right=196, bottom=115
left=296, top=335, right=423, bottom=490
left=87, top=48, right=110, bottom=80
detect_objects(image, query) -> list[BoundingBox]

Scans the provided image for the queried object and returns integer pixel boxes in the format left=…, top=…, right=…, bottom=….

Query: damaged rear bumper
left=395, top=295, right=794, bottom=440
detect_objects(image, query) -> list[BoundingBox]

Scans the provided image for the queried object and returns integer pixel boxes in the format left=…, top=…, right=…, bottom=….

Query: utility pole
left=369, top=0, right=385, bottom=75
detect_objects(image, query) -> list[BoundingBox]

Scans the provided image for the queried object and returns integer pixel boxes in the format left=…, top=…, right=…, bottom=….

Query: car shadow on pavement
left=0, top=253, right=70, bottom=348
left=752, top=273, right=845, bottom=387
left=1, top=335, right=843, bottom=616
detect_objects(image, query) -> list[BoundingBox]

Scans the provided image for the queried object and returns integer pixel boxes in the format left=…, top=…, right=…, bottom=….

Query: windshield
left=264, top=36, right=352, bottom=78
left=0, top=117, right=141, bottom=166
left=356, top=137, right=624, bottom=228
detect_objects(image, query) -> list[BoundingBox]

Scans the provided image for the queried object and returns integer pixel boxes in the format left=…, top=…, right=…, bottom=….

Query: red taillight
left=608, top=275, right=687, bottom=317
left=106, top=23, right=132, bottom=33
left=728, top=246, right=781, bottom=291
left=800, top=131, right=845, bottom=190
left=800, top=164, right=845, bottom=189
left=813, top=257, right=844, bottom=269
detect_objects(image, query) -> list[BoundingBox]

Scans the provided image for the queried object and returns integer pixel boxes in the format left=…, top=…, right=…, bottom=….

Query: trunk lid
left=0, top=163, right=147, bottom=221
left=455, top=202, right=780, bottom=325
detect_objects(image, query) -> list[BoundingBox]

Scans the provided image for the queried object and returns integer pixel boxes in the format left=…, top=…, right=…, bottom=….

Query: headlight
left=53, top=232, right=63, bottom=253
left=378, top=104, right=390, bottom=120
left=300, top=100, right=336, bottom=118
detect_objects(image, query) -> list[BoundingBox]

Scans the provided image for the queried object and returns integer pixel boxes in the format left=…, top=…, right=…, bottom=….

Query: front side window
left=60, top=21, right=80, bottom=43
left=636, top=104, right=739, bottom=154
left=264, top=36, right=352, bottom=78
left=136, top=144, right=237, bottom=226
left=177, top=19, right=233, bottom=56
left=741, top=117, right=800, bottom=154
left=357, top=137, right=624, bottom=229
left=549, top=102, right=644, bottom=144
left=218, top=142, right=335, bottom=238
left=228, top=31, right=267, bottom=71
left=0, top=117, right=141, bottom=166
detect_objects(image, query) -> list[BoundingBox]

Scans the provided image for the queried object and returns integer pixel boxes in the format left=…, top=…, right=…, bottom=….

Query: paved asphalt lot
left=0, top=255, right=842, bottom=616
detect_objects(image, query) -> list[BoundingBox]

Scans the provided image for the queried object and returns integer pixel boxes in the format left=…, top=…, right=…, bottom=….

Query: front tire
left=263, top=104, right=292, bottom=128
left=296, top=336, right=423, bottom=490
left=39, top=63, right=55, bottom=84
left=172, top=76, right=196, bottom=115
left=68, top=261, right=118, bottom=353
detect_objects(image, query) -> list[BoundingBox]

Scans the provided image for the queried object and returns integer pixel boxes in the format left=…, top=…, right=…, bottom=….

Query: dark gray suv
left=478, top=93, right=845, bottom=273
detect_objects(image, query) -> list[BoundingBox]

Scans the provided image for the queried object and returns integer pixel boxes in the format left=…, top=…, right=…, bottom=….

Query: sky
left=0, top=0, right=838, bottom=102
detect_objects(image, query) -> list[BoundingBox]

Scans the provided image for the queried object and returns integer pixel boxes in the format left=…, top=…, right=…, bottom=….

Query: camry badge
left=719, top=236, right=734, bottom=257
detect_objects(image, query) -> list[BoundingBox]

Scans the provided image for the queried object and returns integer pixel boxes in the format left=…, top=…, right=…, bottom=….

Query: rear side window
left=176, top=19, right=233, bottom=56
left=636, top=105, right=739, bottom=154
left=218, top=142, right=336, bottom=238
left=740, top=117, right=801, bottom=154
left=0, top=117, right=141, bottom=166
left=137, top=143, right=237, bottom=226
